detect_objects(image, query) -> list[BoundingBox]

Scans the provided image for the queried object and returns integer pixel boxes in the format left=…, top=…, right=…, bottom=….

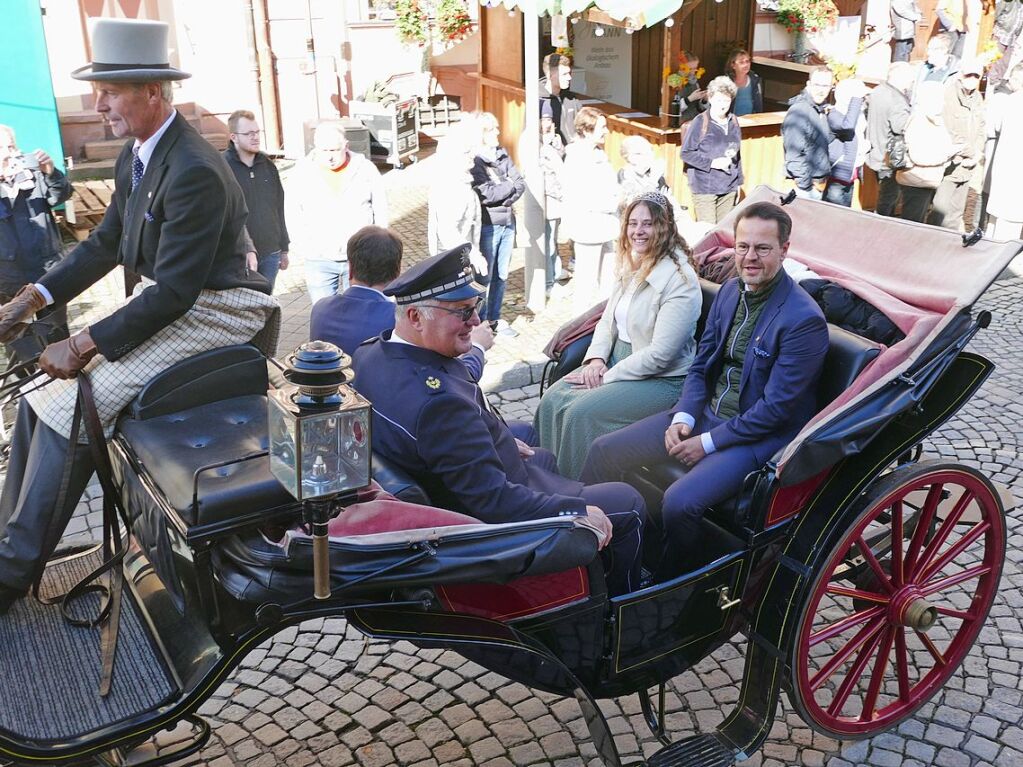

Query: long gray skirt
left=535, top=340, right=685, bottom=480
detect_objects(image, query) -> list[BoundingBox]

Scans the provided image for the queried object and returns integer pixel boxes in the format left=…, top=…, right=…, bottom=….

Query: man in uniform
left=352, top=246, right=645, bottom=596
left=581, top=202, right=829, bottom=581
left=0, top=19, right=278, bottom=613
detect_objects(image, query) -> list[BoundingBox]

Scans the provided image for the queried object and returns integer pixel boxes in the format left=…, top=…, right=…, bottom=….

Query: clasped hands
left=664, top=422, right=707, bottom=468
left=563, top=359, right=607, bottom=390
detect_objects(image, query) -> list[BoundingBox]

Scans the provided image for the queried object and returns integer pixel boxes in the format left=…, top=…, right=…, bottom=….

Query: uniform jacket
left=673, top=270, right=829, bottom=464
left=286, top=151, right=387, bottom=261
left=586, top=253, right=702, bottom=383
left=353, top=335, right=585, bottom=522
left=866, top=82, right=912, bottom=172
left=471, top=147, right=524, bottom=227
left=223, top=144, right=289, bottom=257
left=0, top=166, right=71, bottom=285
left=782, top=91, right=835, bottom=189
left=39, top=113, right=268, bottom=360
left=310, top=287, right=483, bottom=380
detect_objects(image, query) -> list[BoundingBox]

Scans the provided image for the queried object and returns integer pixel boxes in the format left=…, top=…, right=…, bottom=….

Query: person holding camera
left=0, top=125, right=71, bottom=307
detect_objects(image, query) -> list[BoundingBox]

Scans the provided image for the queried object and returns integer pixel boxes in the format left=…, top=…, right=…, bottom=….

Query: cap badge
left=425, top=376, right=441, bottom=390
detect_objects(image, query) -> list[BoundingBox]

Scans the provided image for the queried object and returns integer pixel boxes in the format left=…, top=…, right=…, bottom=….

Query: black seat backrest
left=371, top=451, right=432, bottom=506
left=697, top=279, right=719, bottom=343
left=819, top=325, right=881, bottom=409
left=124, top=344, right=269, bottom=421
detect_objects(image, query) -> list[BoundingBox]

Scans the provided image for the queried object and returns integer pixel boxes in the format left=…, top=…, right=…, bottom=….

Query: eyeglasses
left=734, top=243, right=777, bottom=257
left=234, top=130, right=262, bottom=138
left=422, top=297, right=484, bottom=322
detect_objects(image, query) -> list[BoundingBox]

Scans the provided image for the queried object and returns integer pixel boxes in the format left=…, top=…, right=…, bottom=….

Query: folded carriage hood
left=692, top=186, right=1023, bottom=485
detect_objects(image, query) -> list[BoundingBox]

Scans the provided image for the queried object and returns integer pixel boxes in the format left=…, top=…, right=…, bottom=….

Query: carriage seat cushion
left=116, top=395, right=295, bottom=528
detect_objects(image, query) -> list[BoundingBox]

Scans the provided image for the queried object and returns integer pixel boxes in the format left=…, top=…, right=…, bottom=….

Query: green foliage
left=775, top=0, right=839, bottom=33
left=395, top=0, right=429, bottom=46
left=436, top=0, right=473, bottom=42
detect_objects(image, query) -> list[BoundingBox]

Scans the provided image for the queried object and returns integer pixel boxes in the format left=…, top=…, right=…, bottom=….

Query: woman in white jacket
left=898, top=81, right=960, bottom=223
left=560, top=107, right=621, bottom=310
left=535, top=192, right=701, bottom=479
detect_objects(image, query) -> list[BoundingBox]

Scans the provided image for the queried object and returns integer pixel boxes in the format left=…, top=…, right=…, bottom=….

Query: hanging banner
left=572, top=20, right=632, bottom=105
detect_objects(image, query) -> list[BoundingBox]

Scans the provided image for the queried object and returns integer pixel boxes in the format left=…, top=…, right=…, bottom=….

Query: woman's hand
left=579, top=359, right=608, bottom=389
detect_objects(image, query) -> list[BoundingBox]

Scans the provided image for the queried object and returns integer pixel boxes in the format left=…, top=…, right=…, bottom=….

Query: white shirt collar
left=133, top=109, right=178, bottom=171
left=350, top=284, right=393, bottom=301
left=388, top=329, right=415, bottom=346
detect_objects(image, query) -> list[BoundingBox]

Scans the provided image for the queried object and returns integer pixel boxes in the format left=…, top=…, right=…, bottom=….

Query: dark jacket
left=0, top=166, right=71, bottom=287
left=539, top=78, right=582, bottom=145
left=866, top=82, right=912, bottom=173
left=40, top=113, right=268, bottom=360
left=471, top=147, right=525, bottom=227
left=731, top=70, right=764, bottom=115
left=678, top=79, right=708, bottom=125
left=353, top=334, right=586, bottom=523
left=827, top=96, right=865, bottom=183
left=310, top=286, right=483, bottom=380
left=223, top=144, right=289, bottom=257
left=800, top=279, right=904, bottom=346
left=673, top=270, right=829, bottom=464
left=782, top=90, right=835, bottom=190
left=681, top=112, right=744, bottom=195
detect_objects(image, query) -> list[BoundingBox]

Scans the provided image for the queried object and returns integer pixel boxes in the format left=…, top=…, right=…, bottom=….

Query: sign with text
left=573, top=22, right=633, bottom=107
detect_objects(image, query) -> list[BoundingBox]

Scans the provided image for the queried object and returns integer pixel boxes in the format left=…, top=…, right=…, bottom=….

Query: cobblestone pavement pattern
left=8, top=156, right=1023, bottom=766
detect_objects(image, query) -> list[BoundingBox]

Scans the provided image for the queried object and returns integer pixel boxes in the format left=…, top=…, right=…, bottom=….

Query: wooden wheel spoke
left=894, top=627, right=911, bottom=702
left=920, top=563, right=991, bottom=597
left=917, top=630, right=947, bottom=667
left=810, top=605, right=886, bottom=648
left=915, top=521, right=990, bottom=585
left=891, top=501, right=905, bottom=588
left=856, top=536, right=895, bottom=594
left=809, top=617, right=886, bottom=692
left=826, top=584, right=889, bottom=605
left=860, top=627, right=896, bottom=721
left=827, top=625, right=887, bottom=718
left=904, top=483, right=944, bottom=576
left=935, top=606, right=976, bottom=621
left=910, top=490, right=976, bottom=581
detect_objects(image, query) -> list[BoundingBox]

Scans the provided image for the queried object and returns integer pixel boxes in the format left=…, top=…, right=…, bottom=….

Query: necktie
left=131, top=148, right=144, bottom=191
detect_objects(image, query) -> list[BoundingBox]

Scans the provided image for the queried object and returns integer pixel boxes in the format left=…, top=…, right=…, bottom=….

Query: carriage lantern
left=268, top=341, right=371, bottom=598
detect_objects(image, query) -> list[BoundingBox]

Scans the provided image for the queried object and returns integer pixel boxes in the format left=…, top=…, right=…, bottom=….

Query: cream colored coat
left=585, top=251, right=702, bottom=383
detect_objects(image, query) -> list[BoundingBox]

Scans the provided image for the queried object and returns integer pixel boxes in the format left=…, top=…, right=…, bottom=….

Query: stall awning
left=492, top=0, right=685, bottom=27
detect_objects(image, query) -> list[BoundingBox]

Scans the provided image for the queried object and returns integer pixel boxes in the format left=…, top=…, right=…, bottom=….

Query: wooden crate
left=63, top=180, right=115, bottom=241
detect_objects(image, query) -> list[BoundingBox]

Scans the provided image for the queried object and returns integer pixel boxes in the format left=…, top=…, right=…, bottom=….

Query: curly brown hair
left=616, top=195, right=694, bottom=286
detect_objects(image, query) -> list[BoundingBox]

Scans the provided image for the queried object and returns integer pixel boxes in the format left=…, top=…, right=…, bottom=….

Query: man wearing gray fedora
left=0, top=18, right=280, bottom=613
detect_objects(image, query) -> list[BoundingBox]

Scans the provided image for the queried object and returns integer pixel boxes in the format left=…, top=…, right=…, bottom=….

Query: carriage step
left=646, top=733, right=736, bottom=767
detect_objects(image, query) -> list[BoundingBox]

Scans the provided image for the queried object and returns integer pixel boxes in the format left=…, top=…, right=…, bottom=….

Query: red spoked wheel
left=790, top=461, right=1006, bottom=738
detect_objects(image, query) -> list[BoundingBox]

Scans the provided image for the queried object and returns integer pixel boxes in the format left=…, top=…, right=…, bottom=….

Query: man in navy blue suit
left=310, top=226, right=490, bottom=379
left=581, top=201, right=829, bottom=579
left=353, top=247, right=646, bottom=595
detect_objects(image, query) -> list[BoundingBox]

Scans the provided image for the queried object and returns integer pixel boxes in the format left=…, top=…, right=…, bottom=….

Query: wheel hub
left=888, top=586, right=937, bottom=631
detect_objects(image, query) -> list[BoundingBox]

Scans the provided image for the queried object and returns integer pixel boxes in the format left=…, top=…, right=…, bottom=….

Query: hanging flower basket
left=775, top=0, right=839, bottom=34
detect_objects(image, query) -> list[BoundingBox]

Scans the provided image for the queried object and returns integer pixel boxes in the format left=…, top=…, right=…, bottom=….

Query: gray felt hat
left=71, top=18, right=191, bottom=82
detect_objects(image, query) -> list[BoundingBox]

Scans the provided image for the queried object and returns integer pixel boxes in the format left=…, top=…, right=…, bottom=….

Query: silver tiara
left=632, top=191, right=671, bottom=212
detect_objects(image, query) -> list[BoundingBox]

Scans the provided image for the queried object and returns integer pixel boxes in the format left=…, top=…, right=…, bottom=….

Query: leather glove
left=0, top=284, right=47, bottom=343
left=38, top=330, right=98, bottom=380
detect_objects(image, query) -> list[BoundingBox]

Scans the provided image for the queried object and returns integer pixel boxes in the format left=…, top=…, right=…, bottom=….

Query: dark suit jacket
left=674, top=270, right=829, bottom=464
left=40, top=113, right=267, bottom=360
left=310, top=286, right=484, bottom=380
left=353, top=335, right=585, bottom=523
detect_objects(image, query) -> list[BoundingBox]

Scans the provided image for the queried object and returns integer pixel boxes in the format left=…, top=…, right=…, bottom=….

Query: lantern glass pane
left=268, top=396, right=299, bottom=499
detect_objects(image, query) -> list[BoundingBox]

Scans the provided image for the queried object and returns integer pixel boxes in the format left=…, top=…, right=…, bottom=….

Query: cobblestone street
left=9, top=158, right=1023, bottom=766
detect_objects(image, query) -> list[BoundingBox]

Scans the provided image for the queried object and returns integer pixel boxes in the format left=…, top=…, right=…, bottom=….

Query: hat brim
left=433, top=283, right=486, bottom=302
left=71, top=64, right=191, bottom=82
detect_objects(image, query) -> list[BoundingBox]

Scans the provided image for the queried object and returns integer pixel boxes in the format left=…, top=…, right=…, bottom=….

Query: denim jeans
left=544, top=218, right=561, bottom=291
left=480, top=223, right=515, bottom=322
left=823, top=180, right=854, bottom=207
left=257, top=251, right=282, bottom=292
left=305, top=259, right=350, bottom=305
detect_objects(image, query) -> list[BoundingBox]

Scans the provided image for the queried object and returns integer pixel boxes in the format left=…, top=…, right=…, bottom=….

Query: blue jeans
left=544, top=218, right=560, bottom=291
left=305, top=259, right=350, bottom=305
left=257, top=251, right=282, bottom=292
left=480, top=223, right=515, bottom=322
left=823, top=180, right=854, bottom=207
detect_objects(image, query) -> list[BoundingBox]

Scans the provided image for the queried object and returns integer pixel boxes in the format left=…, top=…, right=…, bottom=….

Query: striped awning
left=486, top=0, right=685, bottom=27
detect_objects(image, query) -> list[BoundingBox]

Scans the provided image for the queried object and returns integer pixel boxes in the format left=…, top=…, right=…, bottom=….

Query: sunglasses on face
left=423, top=297, right=484, bottom=322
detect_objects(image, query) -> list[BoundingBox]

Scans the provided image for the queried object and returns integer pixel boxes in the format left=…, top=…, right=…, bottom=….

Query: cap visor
left=433, top=283, right=486, bottom=302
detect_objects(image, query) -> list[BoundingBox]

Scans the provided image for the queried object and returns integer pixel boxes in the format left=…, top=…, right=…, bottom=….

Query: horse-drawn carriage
left=0, top=188, right=1019, bottom=767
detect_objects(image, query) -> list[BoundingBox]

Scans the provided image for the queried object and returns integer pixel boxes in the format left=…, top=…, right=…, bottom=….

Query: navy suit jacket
left=674, top=270, right=829, bottom=464
left=310, top=286, right=484, bottom=380
left=353, top=334, right=585, bottom=523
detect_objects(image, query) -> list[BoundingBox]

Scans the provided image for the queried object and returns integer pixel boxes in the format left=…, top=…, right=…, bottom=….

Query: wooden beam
left=678, top=0, right=708, bottom=24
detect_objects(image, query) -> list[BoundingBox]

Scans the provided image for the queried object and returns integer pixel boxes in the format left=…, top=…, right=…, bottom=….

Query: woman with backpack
left=680, top=77, right=744, bottom=223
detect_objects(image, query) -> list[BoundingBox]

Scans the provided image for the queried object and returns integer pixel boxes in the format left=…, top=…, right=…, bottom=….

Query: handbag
left=885, top=132, right=911, bottom=171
